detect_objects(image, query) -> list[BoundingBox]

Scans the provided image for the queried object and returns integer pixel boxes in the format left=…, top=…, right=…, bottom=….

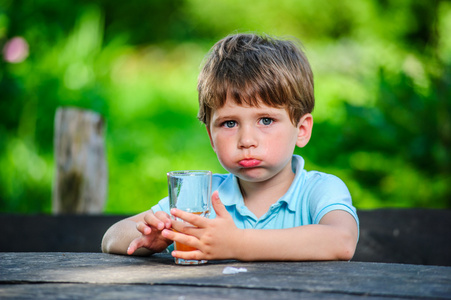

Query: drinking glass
left=167, top=170, right=212, bottom=265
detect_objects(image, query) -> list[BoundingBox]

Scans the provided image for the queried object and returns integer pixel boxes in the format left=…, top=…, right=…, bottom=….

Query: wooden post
left=52, top=107, right=107, bottom=214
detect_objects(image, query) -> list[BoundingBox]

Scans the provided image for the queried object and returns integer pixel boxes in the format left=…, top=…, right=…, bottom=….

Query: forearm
left=101, top=219, right=153, bottom=256
left=166, top=200, right=358, bottom=262
left=234, top=224, right=357, bottom=261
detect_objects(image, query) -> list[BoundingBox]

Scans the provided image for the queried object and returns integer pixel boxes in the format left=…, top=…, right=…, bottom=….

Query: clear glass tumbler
left=167, top=170, right=212, bottom=265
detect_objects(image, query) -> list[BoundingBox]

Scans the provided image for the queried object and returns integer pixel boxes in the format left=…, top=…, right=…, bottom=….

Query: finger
left=154, top=211, right=173, bottom=229
left=143, top=212, right=166, bottom=231
left=162, top=229, right=200, bottom=249
left=170, top=209, right=209, bottom=228
left=127, top=237, right=145, bottom=255
left=136, top=222, right=151, bottom=235
left=211, top=190, right=228, bottom=218
left=172, top=249, right=204, bottom=261
left=171, top=219, right=200, bottom=237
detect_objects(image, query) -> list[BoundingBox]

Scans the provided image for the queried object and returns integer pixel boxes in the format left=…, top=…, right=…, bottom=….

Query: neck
left=238, top=165, right=295, bottom=218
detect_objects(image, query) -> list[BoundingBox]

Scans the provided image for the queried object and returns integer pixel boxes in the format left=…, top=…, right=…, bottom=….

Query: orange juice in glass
left=167, top=171, right=212, bottom=265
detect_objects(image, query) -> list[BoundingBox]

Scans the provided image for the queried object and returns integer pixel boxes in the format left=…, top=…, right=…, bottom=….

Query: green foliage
left=0, top=0, right=449, bottom=213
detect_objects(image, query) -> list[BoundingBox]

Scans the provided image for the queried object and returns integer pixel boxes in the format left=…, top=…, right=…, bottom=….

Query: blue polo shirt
left=152, top=155, right=359, bottom=231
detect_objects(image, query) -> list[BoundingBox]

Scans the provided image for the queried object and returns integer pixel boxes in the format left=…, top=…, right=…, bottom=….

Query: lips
left=238, top=158, right=261, bottom=168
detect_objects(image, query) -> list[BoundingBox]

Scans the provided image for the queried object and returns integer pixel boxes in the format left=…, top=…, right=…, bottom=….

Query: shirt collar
left=217, top=174, right=244, bottom=207
left=279, top=155, right=306, bottom=212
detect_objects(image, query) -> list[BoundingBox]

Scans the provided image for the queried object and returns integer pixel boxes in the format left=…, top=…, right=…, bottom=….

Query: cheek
left=211, top=131, right=233, bottom=147
left=209, top=135, right=225, bottom=154
left=264, top=132, right=297, bottom=156
left=214, top=139, right=231, bottom=155
left=265, top=143, right=288, bottom=160
left=212, top=142, right=233, bottom=169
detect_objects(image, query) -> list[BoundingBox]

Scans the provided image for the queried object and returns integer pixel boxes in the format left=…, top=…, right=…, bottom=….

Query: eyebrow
left=211, top=116, right=233, bottom=127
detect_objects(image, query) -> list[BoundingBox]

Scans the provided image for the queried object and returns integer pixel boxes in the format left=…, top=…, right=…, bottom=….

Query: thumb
left=211, top=190, right=228, bottom=218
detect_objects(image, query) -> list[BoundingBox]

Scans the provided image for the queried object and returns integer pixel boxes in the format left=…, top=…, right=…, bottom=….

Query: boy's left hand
left=161, top=191, right=241, bottom=260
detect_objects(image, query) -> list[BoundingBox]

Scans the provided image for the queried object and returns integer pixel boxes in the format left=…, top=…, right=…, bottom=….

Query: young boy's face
left=207, top=97, right=311, bottom=183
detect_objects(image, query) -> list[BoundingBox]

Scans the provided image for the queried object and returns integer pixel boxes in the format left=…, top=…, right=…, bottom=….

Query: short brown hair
left=197, top=33, right=314, bottom=125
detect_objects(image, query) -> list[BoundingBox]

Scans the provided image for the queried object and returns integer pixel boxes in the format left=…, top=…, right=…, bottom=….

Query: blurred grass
left=0, top=0, right=450, bottom=214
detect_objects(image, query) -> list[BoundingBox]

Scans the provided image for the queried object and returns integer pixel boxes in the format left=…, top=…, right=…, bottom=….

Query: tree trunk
left=52, top=107, right=107, bottom=214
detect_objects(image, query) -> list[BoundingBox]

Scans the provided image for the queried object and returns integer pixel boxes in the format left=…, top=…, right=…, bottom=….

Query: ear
left=206, top=125, right=216, bottom=151
left=296, top=113, right=313, bottom=148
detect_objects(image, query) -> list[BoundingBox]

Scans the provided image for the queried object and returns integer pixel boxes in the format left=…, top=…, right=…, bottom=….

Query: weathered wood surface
left=0, top=253, right=450, bottom=299
left=52, top=107, right=107, bottom=214
left=0, top=284, right=353, bottom=300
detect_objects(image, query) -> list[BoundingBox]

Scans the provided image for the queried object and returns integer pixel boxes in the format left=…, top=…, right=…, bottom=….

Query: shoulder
left=291, top=155, right=349, bottom=195
left=304, top=172, right=350, bottom=194
left=302, top=171, right=356, bottom=225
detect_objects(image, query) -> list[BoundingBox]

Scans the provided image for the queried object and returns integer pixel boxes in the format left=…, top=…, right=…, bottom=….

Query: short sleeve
left=307, top=174, right=359, bottom=227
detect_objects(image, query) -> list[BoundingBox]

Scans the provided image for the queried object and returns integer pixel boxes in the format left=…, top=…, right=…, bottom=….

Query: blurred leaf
left=1, top=0, right=450, bottom=213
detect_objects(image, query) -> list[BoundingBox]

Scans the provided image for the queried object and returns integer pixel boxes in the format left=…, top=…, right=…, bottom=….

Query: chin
left=235, top=168, right=272, bottom=182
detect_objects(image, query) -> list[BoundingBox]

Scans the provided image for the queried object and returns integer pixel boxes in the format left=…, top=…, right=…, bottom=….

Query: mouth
left=238, top=158, right=261, bottom=168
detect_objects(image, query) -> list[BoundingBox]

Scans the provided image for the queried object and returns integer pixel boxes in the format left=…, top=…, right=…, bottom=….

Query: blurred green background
left=0, top=0, right=450, bottom=214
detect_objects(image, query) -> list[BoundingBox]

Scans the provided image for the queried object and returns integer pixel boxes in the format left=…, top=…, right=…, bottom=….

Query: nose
left=238, top=125, right=258, bottom=149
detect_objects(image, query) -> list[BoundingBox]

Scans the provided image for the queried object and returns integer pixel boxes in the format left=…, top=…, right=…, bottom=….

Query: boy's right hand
left=127, top=210, right=173, bottom=255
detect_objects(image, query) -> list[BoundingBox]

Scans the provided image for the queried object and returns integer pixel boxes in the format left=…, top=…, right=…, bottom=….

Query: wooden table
left=1, top=252, right=450, bottom=299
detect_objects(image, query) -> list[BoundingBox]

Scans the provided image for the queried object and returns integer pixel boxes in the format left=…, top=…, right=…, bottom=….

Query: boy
left=102, top=33, right=359, bottom=261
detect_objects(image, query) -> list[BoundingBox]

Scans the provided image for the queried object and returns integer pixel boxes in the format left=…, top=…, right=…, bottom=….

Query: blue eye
left=260, top=118, right=273, bottom=126
left=223, top=121, right=236, bottom=128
